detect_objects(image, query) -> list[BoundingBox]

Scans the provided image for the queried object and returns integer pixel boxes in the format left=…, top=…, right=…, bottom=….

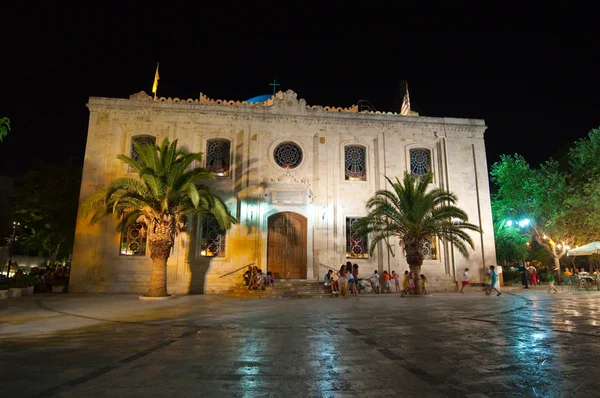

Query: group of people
left=323, top=264, right=428, bottom=298
left=399, top=271, right=427, bottom=296
left=243, top=265, right=274, bottom=290
left=365, top=270, right=395, bottom=294
left=325, top=262, right=361, bottom=300
left=460, top=266, right=502, bottom=296
left=563, top=267, right=600, bottom=291
left=564, top=267, right=599, bottom=278
left=1, top=263, right=70, bottom=293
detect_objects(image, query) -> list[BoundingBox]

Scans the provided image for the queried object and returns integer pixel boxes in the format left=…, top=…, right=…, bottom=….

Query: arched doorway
left=267, top=212, right=307, bottom=279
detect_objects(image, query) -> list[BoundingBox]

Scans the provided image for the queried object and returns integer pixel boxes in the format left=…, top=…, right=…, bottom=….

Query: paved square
left=1, top=287, right=599, bottom=397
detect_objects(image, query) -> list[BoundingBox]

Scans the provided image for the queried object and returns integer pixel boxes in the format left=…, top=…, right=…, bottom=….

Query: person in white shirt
left=369, top=270, right=380, bottom=294
left=460, top=268, right=471, bottom=293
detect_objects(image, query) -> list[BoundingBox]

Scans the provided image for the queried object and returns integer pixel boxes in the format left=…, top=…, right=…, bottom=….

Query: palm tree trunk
left=406, top=244, right=424, bottom=295
left=409, top=264, right=423, bottom=294
left=146, top=223, right=175, bottom=297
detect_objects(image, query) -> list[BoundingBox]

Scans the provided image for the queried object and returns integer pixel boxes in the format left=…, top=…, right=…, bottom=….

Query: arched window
left=344, top=145, right=366, bottom=181
left=206, top=139, right=231, bottom=177
left=120, top=222, right=147, bottom=256
left=130, top=135, right=157, bottom=163
left=346, top=217, right=369, bottom=259
left=199, top=215, right=226, bottom=257
left=273, top=141, right=303, bottom=169
left=409, top=148, right=431, bottom=178
left=422, top=237, right=438, bottom=260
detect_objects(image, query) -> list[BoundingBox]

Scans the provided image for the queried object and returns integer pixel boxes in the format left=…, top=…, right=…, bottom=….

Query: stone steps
left=223, top=277, right=459, bottom=298
left=223, top=279, right=335, bottom=299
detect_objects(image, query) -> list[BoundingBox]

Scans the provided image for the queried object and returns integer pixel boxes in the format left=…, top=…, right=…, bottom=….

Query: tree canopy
left=11, top=159, right=82, bottom=262
left=0, top=117, right=10, bottom=142
left=353, top=172, right=480, bottom=293
left=82, top=138, right=235, bottom=297
left=491, top=127, right=600, bottom=272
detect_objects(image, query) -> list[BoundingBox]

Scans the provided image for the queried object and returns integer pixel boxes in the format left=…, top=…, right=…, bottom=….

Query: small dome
left=246, top=94, right=273, bottom=104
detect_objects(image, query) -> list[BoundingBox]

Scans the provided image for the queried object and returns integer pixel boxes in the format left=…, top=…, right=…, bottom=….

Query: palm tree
left=0, top=117, right=10, bottom=142
left=353, top=172, right=481, bottom=294
left=83, top=138, right=235, bottom=297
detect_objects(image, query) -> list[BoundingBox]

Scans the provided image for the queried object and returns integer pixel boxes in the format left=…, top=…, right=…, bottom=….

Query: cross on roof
left=269, top=79, right=280, bottom=96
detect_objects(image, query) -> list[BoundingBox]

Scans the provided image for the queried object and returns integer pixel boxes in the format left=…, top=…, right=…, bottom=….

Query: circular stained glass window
left=273, top=142, right=303, bottom=169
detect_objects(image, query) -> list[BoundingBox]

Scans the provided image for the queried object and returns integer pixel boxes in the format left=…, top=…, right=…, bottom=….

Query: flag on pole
left=152, top=63, right=160, bottom=96
left=400, top=82, right=411, bottom=115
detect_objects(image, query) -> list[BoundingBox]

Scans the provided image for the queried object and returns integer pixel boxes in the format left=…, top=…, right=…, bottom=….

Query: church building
left=68, top=89, right=496, bottom=294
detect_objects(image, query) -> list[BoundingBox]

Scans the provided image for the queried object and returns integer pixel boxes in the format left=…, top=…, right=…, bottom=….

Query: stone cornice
left=87, top=90, right=487, bottom=138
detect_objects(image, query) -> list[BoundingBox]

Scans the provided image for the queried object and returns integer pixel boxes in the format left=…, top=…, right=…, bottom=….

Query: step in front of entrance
left=223, top=280, right=333, bottom=299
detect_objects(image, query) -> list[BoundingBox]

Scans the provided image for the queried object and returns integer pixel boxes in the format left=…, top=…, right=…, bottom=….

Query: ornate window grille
left=206, top=139, right=231, bottom=176
left=346, top=217, right=369, bottom=259
left=409, top=148, right=431, bottom=178
left=199, top=215, right=226, bottom=257
left=131, top=135, right=157, bottom=162
left=422, top=237, right=438, bottom=260
left=344, top=145, right=367, bottom=181
left=120, top=222, right=147, bottom=256
left=130, top=135, right=156, bottom=171
left=273, top=142, right=303, bottom=169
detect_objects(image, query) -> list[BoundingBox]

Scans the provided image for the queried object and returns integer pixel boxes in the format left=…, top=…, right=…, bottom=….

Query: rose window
left=273, top=142, right=303, bottom=169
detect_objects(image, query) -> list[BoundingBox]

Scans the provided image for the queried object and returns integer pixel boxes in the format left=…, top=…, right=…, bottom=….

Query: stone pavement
left=1, top=286, right=600, bottom=397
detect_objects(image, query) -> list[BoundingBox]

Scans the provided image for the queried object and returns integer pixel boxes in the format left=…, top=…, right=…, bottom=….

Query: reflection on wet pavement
left=1, top=289, right=600, bottom=397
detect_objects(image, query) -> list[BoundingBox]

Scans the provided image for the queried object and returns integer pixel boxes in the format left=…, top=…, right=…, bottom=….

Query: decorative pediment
left=130, top=91, right=153, bottom=101
left=269, top=90, right=308, bottom=114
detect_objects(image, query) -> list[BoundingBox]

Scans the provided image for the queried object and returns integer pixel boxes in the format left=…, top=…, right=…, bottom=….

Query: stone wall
left=69, top=90, right=496, bottom=294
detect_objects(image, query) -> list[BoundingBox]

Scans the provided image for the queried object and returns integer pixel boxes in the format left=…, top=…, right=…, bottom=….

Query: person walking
left=487, top=265, right=502, bottom=296
left=348, top=263, right=360, bottom=300
left=383, top=271, right=392, bottom=293
left=547, top=271, right=558, bottom=294
left=408, top=272, right=416, bottom=295
left=337, top=264, right=348, bottom=298
left=392, top=271, right=401, bottom=292
left=369, top=270, right=380, bottom=294
left=400, top=271, right=410, bottom=297
left=460, top=268, right=471, bottom=293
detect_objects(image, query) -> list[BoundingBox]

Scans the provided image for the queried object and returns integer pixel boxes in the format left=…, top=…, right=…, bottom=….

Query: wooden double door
left=267, top=212, right=307, bottom=279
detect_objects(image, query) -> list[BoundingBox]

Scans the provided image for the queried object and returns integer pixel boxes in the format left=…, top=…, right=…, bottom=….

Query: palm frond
left=83, top=138, right=236, bottom=231
left=357, top=172, right=481, bottom=259
left=117, top=154, right=144, bottom=174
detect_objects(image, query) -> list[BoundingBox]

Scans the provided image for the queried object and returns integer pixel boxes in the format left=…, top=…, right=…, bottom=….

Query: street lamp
left=6, top=221, right=20, bottom=278
left=506, top=218, right=531, bottom=289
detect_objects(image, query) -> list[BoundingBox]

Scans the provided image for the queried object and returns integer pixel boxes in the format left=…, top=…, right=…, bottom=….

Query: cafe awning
left=567, top=241, right=600, bottom=256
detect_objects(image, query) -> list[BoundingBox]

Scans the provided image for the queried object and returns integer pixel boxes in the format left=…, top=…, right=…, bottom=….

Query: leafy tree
left=353, top=172, right=480, bottom=294
left=493, top=220, right=529, bottom=265
left=12, top=159, right=81, bottom=263
left=565, top=127, right=600, bottom=242
left=83, top=138, right=235, bottom=297
left=490, top=154, right=575, bottom=277
left=0, top=117, right=10, bottom=142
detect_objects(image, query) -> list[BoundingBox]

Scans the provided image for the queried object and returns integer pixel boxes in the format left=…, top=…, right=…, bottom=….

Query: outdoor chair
left=570, top=275, right=581, bottom=291
left=561, top=275, right=573, bottom=291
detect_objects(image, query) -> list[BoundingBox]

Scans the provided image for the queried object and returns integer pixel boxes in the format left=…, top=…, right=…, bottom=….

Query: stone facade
left=68, top=89, right=496, bottom=294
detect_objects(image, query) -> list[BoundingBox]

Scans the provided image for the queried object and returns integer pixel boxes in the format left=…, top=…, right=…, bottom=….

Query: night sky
left=2, top=5, right=599, bottom=178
